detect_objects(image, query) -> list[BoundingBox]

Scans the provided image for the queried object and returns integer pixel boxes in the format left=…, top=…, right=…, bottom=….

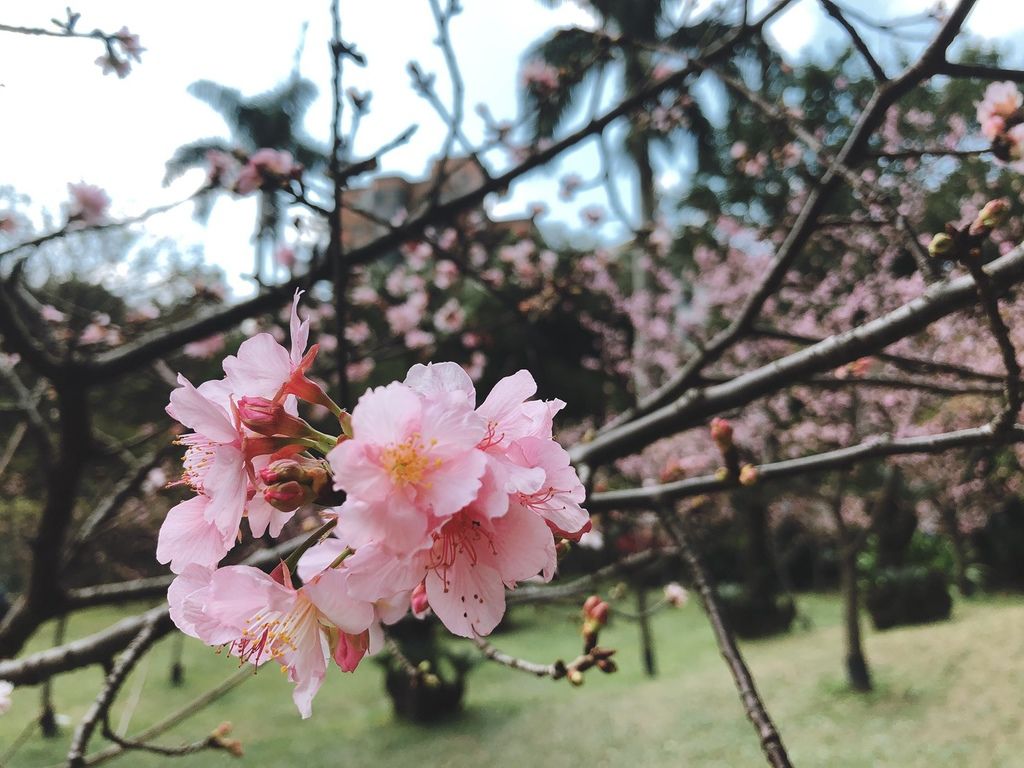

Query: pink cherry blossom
left=404, top=363, right=581, bottom=524
left=234, top=149, right=300, bottom=194
left=345, top=499, right=556, bottom=638
left=67, top=183, right=110, bottom=225
left=183, top=333, right=226, bottom=360
left=976, top=81, right=1022, bottom=139
left=156, top=495, right=234, bottom=574
left=168, top=564, right=373, bottom=717
left=114, top=27, right=145, bottom=62
left=221, top=290, right=336, bottom=415
left=330, top=381, right=487, bottom=553
left=522, top=59, right=560, bottom=93
left=166, top=375, right=251, bottom=549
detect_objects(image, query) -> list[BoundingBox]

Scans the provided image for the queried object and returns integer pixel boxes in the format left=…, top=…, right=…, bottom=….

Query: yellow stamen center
left=381, top=434, right=435, bottom=486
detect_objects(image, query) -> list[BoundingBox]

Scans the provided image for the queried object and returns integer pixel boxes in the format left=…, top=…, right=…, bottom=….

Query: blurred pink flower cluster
left=976, top=81, right=1024, bottom=166
left=205, top=148, right=303, bottom=195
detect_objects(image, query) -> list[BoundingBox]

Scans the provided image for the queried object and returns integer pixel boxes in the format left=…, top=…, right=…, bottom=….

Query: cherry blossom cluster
left=95, top=26, right=144, bottom=79
left=205, top=148, right=303, bottom=195
left=160, top=292, right=590, bottom=716
left=977, top=81, right=1024, bottom=167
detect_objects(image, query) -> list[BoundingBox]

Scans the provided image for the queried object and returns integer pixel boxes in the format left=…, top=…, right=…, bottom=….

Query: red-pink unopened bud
left=583, top=594, right=609, bottom=626
left=411, top=581, right=430, bottom=616
left=238, top=396, right=313, bottom=438
left=258, top=458, right=305, bottom=486
left=264, top=480, right=314, bottom=512
left=710, top=417, right=733, bottom=449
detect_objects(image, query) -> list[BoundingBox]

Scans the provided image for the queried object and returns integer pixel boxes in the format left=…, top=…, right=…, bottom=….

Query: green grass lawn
left=2, top=592, right=1022, bottom=767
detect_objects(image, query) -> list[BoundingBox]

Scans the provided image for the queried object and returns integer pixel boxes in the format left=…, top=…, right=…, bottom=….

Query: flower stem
left=282, top=518, right=338, bottom=575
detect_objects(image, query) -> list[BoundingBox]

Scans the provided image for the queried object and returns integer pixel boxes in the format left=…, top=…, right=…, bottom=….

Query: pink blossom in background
left=234, top=149, right=299, bottom=194
left=404, top=328, right=435, bottom=349
left=580, top=205, right=605, bottom=225
left=183, top=333, right=226, bottom=360
left=559, top=173, right=583, bottom=201
left=40, top=305, right=66, bottom=323
left=275, top=245, right=296, bottom=268
left=976, top=81, right=1022, bottom=139
left=114, top=27, right=145, bottom=61
left=0, top=680, right=12, bottom=716
left=95, top=53, right=130, bottom=78
left=346, top=357, right=375, bottom=382
left=344, top=321, right=371, bottom=346
left=465, top=351, right=487, bottom=381
left=206, top=150, right=239, bottom=186
left=522, top=59, right=560, bottom=93
left=433, top=298, right=466, bottom=334
left=67, top=183, right=110, bottom=225
left=663, top=582, right=689, bottom=608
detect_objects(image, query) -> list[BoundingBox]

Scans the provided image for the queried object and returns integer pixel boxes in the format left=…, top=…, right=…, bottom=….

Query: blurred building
left=340, top=156, right=534, bottom=250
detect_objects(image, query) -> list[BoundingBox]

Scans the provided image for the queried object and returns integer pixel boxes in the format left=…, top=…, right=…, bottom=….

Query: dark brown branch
left=937, top=61, right=1024, bottom=83
left=0, top=383, right=92, bottom=657
left=821, top=0, right=888, bottom=82
left=962, top=257, right=1022, bottom=429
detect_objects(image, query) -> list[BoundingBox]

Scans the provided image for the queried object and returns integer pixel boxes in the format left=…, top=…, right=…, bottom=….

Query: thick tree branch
left=588, top=424, right=1024, bottom=511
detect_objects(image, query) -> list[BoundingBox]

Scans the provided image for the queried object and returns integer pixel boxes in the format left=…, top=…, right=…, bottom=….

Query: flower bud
left=739, top=464, right=759, bottom=486
left=928, top=232, right=955, bottom=258
left=258, top=458, right=304, bottom=485
left=709, top=417, right=733, bottom=449
left=259, top=458, right=331, bottom=512
left=663, top=581, right=689, bottom=608
left=970, top=198, right=1010, bottom=236
left=264, top=480, right=315, bottom=512
left=411, top=581, right=430, bottom=617
left=237, top=396, right=314, bottom=438
left=210, top=722, right=244, bottom=757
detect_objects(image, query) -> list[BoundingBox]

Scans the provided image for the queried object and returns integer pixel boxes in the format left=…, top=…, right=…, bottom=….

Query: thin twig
left=655, top=506, right=792, bottom=768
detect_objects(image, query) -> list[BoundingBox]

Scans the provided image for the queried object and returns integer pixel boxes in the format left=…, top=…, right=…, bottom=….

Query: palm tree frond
left=163, top=138, right=233, bottom=186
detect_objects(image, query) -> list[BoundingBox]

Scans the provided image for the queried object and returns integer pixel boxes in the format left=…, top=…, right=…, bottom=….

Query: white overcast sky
left=1, top=1, right=1021, bottom=296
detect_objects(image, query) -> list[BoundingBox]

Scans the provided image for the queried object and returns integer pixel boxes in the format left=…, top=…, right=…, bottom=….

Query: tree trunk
left=737, top=489, right=779, bottom=607
left=39, top=615, right=67, bottom=737
left=624, top=51, right=658, bottom=399
left=940, top=503, right=974, bottom=597
left=840, top=545, right=871, bottom=691
left=635, top=582, right=657, bottom=677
